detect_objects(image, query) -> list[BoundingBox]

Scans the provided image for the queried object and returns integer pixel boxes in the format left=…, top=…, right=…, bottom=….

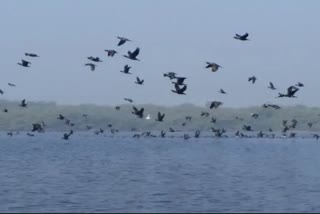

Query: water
left=1, top=133, right=320, bottom=212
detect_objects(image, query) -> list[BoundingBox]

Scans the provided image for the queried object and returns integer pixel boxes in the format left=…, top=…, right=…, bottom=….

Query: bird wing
left=118, top=39, right=125, bottom=46
left=242, top=33, right=249, bottom=39
left=131, top=48, right=140, bottom=58
left=180, top=85, right=187, bottom=92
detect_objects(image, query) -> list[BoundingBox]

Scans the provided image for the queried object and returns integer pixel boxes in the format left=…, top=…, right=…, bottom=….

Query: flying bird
left=117, top=36, right=131, bottom=46
left=219, top=89, right=227, bottom=94
left=209, top=101, right=223, bottom=109
left=124, top=47, right=140, bottom=61
left=135, top=77, right=144, bottom=85
left=251, top=113, right=259, bottom=119
left=163, top=72, right=177, bottom=80
left=205, top=62, right=222, bottom=72
left=19, top=99, right=27, bottom=107
left=8, top=83, right=16, bottom=87
left=25, top=53, right=39, bottom=57
left=18, top=59, right=31, bottom=67
left=62, top=130, right=73, bottom=140
left=268, top=82, right=276, bottom=90
left=171, top=84, right=187, bottom=95
left=132, top=106, right=144, bottom=118
left=234, top=33, right=250, bottom=41
left=121, top=65, right=132, bottom=74
left=57, top=114, right=65, bottom=120
left=277, top=86, right=299, bottom=98
left=156, top=112, right=165, bottom=122
left=104, top=49, right=117, bottom=57
left=248, top=76, right=257, bottom=84
left=85, top=63, right=96, bottom=71
left=124, top=98, right=133, bottom=103
left=0, top=89, right=4, bottom=95
left=87, top=56, right=103, bottom=62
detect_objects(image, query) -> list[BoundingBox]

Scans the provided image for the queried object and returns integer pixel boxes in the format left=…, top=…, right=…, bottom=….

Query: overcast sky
left=0, top=0, right=319, bottom=107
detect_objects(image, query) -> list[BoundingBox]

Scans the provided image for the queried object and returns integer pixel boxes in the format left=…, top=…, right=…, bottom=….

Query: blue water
left=1, top=133, right=320, bottom=212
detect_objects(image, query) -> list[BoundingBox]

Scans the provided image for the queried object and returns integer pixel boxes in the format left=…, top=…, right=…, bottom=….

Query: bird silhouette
left=209, top=101, right=223, bottom=109
left=121, top=65, right=132, bottom=74
left=85, top=63, right=96, bottom=71
left=104, top=49, right=117, bottom=57
left=248, top=76, right=257, bottom=84
left=87, top=56, right=103, bottom=62
left=268, top=82, right=276, bottom=90
left=234, top=33, right=250, bottom=41
left=18, top=59, right=31, bottom=67
left=277, top=86, right=299, bottom=98
left=117, top=36, right=131, bottom=46
left=25, top=53, right=39, bottom=57
left=124, top=48, right=140, bottom=61
left=19, top=99, right=27, bottom=107
left=135, top=77, right=144, bottom=85
left=205, top=62, right=222, bottom=72
left=132, top=106, right=144, bottom=118
left=156, top=112, right=165, bottom=122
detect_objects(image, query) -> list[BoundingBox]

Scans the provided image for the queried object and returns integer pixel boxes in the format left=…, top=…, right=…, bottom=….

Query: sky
left=0, top=0, right=320, bottom=107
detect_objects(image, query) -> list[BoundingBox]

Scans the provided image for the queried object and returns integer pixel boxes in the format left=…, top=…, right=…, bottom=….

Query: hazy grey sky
left=1, top=0, right=319, bottom=107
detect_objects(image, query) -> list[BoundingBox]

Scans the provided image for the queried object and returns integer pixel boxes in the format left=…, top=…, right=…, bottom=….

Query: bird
left=205, top=62, right=222, bottom=72
left=3, top=108, right=8, bottom=113
left=219, top=89, right=227, bottom=94
left=104, top=49, right=117, bottom=57
left=19, top=99, right=27, bottom=107
left=8, top=83, right=16, bottom=87
left=85, top=63, right=96, bottom=71
left=117, top=36, right=131, bottom=46
left=277, top=86, right=299, bottom=98
left=209, top=101, right=223, bottom=109
left=295, top=82, right=304, bottom=87
left=57, top=114, right=65, bottom=120
left=156, top=112, right=165, bottom=122
left=87, top=56, right=103, bottom=62
left=234, top=33, right=250, bottom=41
left=124, top=98, right=133, bottom=103
left=268, top=104, right=281, bottom=109
left=313, top=134, right=320, bottom=140
left=18, top=59, right=31, bottom=67
left=242, top=125, right=252, bottom=131
left=251, top=113, right=259, bottom=119
left=132, top=106, right=144, bottom=118
left=25, top=53, right=39, bottom=57
left=171, top=84, right=187, bottom=95
left=185, top=116, right=192, bottom=121
left=120, top=65, right=132, bottom=74
left=169, top=127, right=175, bottom=132
left=27, top=133, right=35, bottom=137
left=160, top=130, right=166, bottom=138
left=31, top=123, right=43, bottom=132
left=62, top=130, right=73, bottom=140
left=201, top=111, right=209, bottom=117
left=0, top=89, right=4, bottom=95
left=248, top=76, right=257, bottom=84
left=115, top=106, right=120, bottom=111
left=124, top=47, right=140, bottom=61
left=307, top=122, right=313, bottom=128
left=211, top=117, right=217, bottom=123
left=172, top=77, right=187, bottom=85
left=163, top=72, right=177, bottom=80
left=194, top=130, right=200, bottom=138
left=135, top=77, right=144, bottom=85
left=268, top=82, right=276, bottom=90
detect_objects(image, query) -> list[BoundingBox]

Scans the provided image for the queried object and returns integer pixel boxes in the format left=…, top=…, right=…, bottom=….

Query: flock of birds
left=4, top=33, right=320, bottom=141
